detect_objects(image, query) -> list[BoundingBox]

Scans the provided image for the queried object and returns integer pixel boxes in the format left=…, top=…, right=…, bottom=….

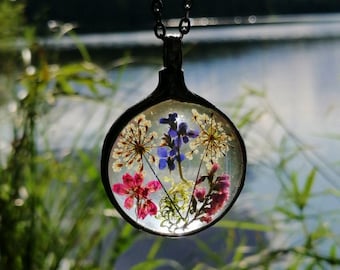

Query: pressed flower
left=160, top=113, right=178, bottom=126
left=206, top=192, right=228, bottom=215
left=157, top=179, right=194, bottom=224
left=158, top=112, right=198, bottom=172
left=209, top=163, right=220, bottom=176
left=194, top=187, right=206, bottom=202
left=199, top=215, right=212, bottom=223
left=112, top=172, right=161, bottom=219
left=200, top=173, right=230, bottom=222
left=112, top=114, right=157, bottom=172
left=190, top=109, right=232, bottom=166
left=213, top=174, right=230, bottom=194
left=177, top=122, right=199, bottom=143
left=160, top=114, right=198, bottom=143
left=157, top=146, right=185, bottom=171
left=188, top=167, right=231, bottom=224
left=137, top=200, right=158, bottom=219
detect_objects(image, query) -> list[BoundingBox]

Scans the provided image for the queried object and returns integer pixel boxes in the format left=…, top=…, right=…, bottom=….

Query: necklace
left=101, top=0, right=246, bottom=236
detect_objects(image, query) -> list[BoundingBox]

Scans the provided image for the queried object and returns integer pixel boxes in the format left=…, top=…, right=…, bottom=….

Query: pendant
left=101, top=36, right=246, bottom=236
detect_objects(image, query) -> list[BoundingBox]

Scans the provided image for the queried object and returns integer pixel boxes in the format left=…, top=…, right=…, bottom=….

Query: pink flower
left=199, top=173, right=231, bottom=223
left=209, top=163, right=220, bottom=176
left=137, top=200, right=158, bottom=219
left=199, top=192, right=228, bottom=223
left=200, top=215, right=212, bottom=223
left=112, top=172, right=161, bottom=219
left=214, top=174, right=230, bottom=194
left=206, top=192, right=228, bottom=215
left=194, top=187, right=207, bottom=202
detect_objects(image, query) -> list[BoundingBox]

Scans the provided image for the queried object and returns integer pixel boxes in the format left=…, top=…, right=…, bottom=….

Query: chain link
left=152, top=0, right=192, bottom=39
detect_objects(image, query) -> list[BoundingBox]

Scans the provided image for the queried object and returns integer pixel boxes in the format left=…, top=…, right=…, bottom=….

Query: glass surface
left=108, top=100, right=246, bottom=236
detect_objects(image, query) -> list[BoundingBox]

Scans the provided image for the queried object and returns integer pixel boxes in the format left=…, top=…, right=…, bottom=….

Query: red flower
left=206, top=192, right=229, bottom=216
left=137, top=200, right=158, bottom=219
left=214, top=174, right=230, bottom=194
left=199, top=215, right=212, bottom=223
left=194, top=187, right=207, bottom=202
left=199, top=173, right=231, bottom=223
left=209, top=163, right=220, bottom=176
left=112, top=172, right=161, bottom=219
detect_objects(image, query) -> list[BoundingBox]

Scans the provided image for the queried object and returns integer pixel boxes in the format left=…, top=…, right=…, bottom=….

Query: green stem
left=176, top=144, right=190, bottom=184
left=177, top=159, right=189, bottom=183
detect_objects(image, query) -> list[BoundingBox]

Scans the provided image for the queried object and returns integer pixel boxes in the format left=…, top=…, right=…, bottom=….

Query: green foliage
left=0, top=0, right=24, bottom=105
left=0, top=5, right=134, bottom=268
left=131, top=259, right=184, bottom=270
left=0, top=0, right=24, bottom=44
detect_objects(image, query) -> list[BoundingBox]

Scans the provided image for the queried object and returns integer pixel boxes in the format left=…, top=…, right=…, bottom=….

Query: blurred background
left=24, top=0, right=340, bottom=33
left=1, top=0, right=340, bottom=269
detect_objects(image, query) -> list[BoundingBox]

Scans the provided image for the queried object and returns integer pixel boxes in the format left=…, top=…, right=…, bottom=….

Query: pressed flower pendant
left=101, top=36, right=246, bottom=236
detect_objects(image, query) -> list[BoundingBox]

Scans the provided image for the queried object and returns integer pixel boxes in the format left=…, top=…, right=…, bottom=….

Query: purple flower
left=159, top=113, right=178, bottom=124
left=157, top=146, right=185, bottom=171
left=178, top=122, right=199, bottom=143
left=160, top=113, right=178, bottom=134
left=158, top=112, right=198, bottom=171
left=160, top=112, right=198, bottom=144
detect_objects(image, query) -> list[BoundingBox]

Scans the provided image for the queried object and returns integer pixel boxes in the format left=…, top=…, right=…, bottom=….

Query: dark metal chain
left=152, top=0, right=192, bottom=39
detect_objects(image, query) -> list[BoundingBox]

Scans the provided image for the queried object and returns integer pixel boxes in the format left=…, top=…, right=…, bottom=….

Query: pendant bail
left=163, top=36, right=182, bottom=71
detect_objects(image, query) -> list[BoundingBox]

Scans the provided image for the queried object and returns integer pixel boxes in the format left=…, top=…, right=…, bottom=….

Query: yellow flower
left=190, top=109, right=232, bottom=166
left=112, top=114, right=157, bottom=172
left=157, top=177, right=194, bottom=227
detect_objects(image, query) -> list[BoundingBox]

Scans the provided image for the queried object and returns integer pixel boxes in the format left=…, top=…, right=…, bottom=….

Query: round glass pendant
left=101, top=36, right=246, bottom=236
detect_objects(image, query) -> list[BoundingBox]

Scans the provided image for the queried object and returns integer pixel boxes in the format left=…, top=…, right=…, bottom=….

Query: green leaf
left=131, top=259, right=183, bottom=270
left=237, top=109, right=263, bottom=129
left=323, top=188, right=340, bottom=197
left=110, top=223, right=139, bottom=262
left=301, top=168, right=316, bottom=202
left=57, top=78, right=75, bottom=94
left=215, top=220, right=271, bottom=232
left=67, top=30, right=91, bottom=62
left=194, top=238, right=224, bottom=265
left=146, top=238, right=163, bottom=260
left=192, top=263, right=216, bottom=270
left=310, top=222, right=331, bottom=241
left=290, top=168, right=316, bottom=210
left=290, top=171, right=300, bottom=198
left=232, top=245, right=246, bottom=264
left=275, top=206, right=301, bottom=220
left=244, top=87, right=266, bottom=97
left=329, top=244, right=337, bottom=260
